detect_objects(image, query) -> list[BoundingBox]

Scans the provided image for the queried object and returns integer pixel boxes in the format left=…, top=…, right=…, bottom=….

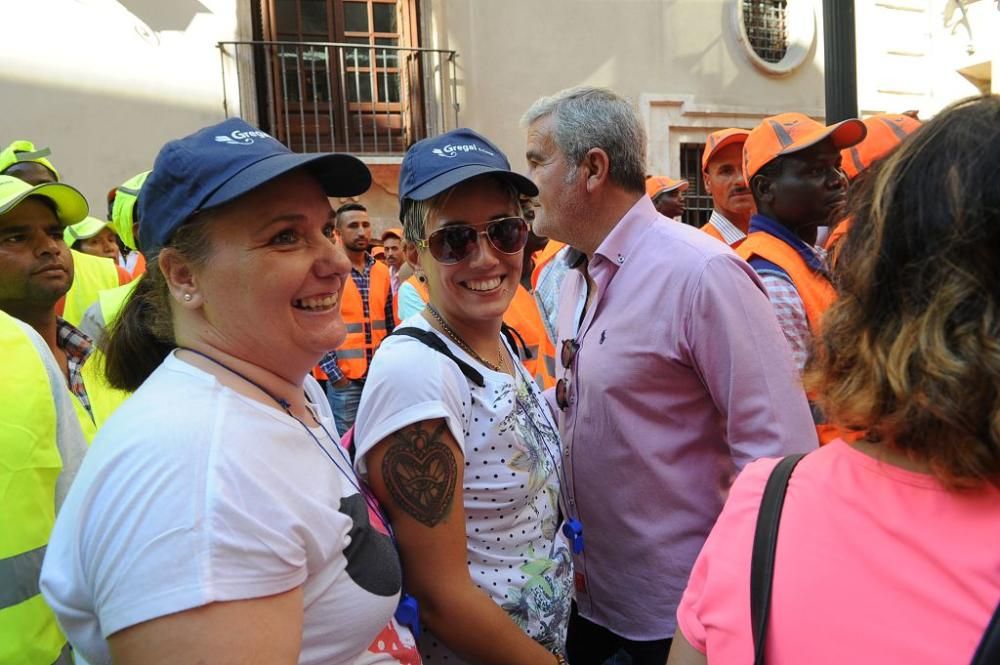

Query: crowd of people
left=1, top=85, right=998, bottom=665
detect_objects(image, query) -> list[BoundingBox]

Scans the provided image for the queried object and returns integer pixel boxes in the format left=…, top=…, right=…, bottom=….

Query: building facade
left=1, top=0, right=994, bottom=232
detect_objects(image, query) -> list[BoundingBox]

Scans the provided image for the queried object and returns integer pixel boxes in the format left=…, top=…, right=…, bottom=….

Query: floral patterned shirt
left=354, top=315, right=573, bottom=662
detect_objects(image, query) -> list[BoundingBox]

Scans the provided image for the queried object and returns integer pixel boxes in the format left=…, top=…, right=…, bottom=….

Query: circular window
left=733, top=0, right=816, bottom=77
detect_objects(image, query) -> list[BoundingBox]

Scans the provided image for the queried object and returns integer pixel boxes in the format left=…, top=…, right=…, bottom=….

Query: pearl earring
left=183, top=293, right=193, bottom=302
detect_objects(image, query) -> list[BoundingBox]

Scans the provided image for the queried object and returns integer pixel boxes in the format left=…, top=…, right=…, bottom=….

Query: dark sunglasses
left=555, top=338, right=580, bottom=411
left=417, top=217, right=528, bottom=265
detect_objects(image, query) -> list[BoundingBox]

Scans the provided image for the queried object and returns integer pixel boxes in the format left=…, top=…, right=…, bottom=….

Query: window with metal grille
left=743, top=0, right=788, bottom=64
left=680, top=143, right=712, bottom=228
left=253, top=0, right=427, bottom=153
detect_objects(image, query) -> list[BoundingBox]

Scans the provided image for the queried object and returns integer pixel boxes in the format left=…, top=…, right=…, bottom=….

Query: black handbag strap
left=750, top=453, right=806, bottom=665
left=971, top=600, right=1000, bottom=665
left=391, top=327, right=485, bottom=387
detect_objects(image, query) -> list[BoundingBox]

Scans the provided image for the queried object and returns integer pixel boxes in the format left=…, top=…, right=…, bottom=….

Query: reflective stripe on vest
left=336, top=262, right=393, bottom=380
left=736, top=232, right=837, bottom=335
left=0, top=313, right=68, bottom=663
left=62, top=250, right=120, bottom=327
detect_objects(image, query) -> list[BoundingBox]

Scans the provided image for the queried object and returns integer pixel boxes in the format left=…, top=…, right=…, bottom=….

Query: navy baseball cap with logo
left=398, top=128, right=537, bottom=220
left=138, top=117, right=371, bottom=254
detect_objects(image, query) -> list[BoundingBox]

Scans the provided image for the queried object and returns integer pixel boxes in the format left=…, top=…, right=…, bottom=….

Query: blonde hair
left=805, top=95, right=1000, bottom=489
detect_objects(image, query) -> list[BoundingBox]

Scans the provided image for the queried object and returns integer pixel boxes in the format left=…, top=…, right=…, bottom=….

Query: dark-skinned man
left=736, top=113, right=866, bottom=375
left=644, top=175, right=688, bottom=219
left=318, top=202, right=394, bottom=435
left=700, top=128, right=753, bottom=247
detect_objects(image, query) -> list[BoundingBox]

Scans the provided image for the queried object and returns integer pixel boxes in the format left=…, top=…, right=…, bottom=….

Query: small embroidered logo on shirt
left=600, top=330, right=607, bottom=344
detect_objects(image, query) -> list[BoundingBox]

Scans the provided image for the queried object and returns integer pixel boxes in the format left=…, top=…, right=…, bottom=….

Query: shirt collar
left=592, top=195, right=657, bottom=272
left=708, top=210, right=747, bottom=245
left=56, top=317, right=93, bottom=363
left=749, top=213, right=827, bottom=273
left=353, top=252, right=376, bottom=275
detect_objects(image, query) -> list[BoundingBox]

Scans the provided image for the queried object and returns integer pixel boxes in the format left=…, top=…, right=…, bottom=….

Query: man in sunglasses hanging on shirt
left=521, top=86, right=818, bottom=665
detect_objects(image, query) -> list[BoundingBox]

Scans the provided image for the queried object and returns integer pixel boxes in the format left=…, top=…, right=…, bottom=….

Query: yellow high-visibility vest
left=0, top=312, right=71, bottom=664
left=62, top=250, right=119, bottom=327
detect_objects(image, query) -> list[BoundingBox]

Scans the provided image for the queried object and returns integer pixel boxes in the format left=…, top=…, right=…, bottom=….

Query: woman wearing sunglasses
left=353, top=129, right=572, bottom=665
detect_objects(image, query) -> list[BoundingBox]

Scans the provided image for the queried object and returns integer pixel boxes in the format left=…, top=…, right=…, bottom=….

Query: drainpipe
left=822, top=0, right=859, bottom=122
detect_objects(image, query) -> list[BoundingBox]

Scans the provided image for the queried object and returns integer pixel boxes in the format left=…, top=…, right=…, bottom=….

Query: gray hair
left=521, top=86, right=647, bottom=193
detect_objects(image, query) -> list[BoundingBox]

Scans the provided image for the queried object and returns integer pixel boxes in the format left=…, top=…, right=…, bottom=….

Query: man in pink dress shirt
left=521, top=86, right=817, bottom=665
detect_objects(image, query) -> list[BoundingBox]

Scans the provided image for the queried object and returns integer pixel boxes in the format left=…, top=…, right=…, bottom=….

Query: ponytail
left=102, top=214, right=214, bottom=392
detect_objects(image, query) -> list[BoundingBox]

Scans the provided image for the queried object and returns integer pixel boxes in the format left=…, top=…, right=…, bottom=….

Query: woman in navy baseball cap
left=41, top=119, right=419, bottom=664
left=353, top=128, right=573, bottom=664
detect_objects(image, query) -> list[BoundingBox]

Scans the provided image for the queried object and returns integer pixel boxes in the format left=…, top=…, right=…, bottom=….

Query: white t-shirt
left=354, top=315, right=574, bottom=662
left=40, top=352, right=402, bottom=665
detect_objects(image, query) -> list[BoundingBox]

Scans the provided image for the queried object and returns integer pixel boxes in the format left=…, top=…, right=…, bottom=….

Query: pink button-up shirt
left=554, top=196, right=816, bottom=639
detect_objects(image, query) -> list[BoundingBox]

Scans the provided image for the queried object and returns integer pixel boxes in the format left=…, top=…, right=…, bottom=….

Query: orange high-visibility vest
left=530, top=240, right=566, bottom=291
left=337, top=262, right=393, bottom=380
left=737, top=231, right=845, bottom=445
left=504, top=285, right=556, bottom=390
left=404, top=274, right=429, bottom=302
left=823, top=216, right=852, bottom=270
left=736, top=231, right=836, bottom=336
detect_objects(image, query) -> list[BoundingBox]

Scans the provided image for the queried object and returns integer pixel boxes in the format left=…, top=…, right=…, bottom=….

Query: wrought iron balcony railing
left=218, top=40, right=459, bottom=155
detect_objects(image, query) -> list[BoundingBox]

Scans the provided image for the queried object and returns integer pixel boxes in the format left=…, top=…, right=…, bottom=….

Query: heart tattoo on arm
left=381, top=421, right=458, bottom=527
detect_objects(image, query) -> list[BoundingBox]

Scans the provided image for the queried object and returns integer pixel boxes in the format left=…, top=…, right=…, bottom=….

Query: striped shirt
left=706, top=210, right=747, bottom=246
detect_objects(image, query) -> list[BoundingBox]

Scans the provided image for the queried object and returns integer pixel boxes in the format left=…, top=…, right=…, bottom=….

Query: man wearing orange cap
left=700, top=128, right=753, bottom=247
left=645, top=175, right=688, bottom=219
left=826, top=113, right=922, bottom=254
left=736, top=113, right=866, bottom=372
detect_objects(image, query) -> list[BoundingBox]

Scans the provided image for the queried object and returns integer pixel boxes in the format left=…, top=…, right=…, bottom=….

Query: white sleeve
left=353, top=335, right=471, bottom=474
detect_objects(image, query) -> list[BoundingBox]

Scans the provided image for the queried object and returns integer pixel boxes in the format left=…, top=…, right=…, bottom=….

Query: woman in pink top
left=668, top=94, right=1000, bottom=665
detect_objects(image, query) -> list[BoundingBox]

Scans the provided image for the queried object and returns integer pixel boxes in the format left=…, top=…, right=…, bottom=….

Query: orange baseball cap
left=841, top=114, right=921, bottom=180
left=381, top=226, right=404, bottom=242
left=702, top=128, right=750, bottom=171
left=742, top=113, right=867, bottom=182
left=645, top=175, right=689, bottom=198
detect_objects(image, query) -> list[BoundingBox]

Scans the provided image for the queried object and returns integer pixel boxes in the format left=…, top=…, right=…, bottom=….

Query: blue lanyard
left=176, top=347, right=422, bottom=636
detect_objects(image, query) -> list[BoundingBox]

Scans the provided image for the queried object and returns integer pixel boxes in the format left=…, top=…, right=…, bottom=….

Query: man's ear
left=580, top=147, right=611, bottom=193
left=751, top=173, right=773, bottom=205
left=159, top=248, right=202, bottom=308
left=702, top=171, right=713, bottom=196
